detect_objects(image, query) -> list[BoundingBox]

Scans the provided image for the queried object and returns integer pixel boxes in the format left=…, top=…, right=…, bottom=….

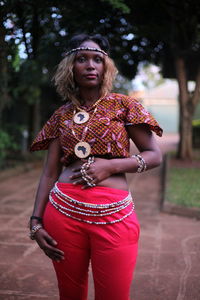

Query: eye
left=76, top=56, right=86, bottom=63
left=95, top=56, right=103, bottom=63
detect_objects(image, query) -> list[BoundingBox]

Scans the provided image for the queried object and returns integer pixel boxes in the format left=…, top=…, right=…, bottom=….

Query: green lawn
left=166, top=167, right=200, bottom=208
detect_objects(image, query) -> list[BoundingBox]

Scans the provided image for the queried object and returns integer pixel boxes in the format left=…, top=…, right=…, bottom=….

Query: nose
left=86, top=59, right=95, bottom=70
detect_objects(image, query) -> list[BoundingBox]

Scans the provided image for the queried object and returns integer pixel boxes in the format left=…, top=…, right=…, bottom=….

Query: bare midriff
left=58, top=158, right=129, bottom=191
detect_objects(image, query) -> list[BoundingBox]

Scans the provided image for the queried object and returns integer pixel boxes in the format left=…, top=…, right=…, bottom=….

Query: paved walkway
left=0, top=133, right=199, bottom=300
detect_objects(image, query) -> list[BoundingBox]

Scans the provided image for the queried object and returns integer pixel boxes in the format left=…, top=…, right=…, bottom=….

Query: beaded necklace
left=71, top=97, right=103, bottom=158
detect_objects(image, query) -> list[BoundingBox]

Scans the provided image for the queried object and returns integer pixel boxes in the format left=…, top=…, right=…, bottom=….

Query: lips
left=85, top=74, right=97, bottom=79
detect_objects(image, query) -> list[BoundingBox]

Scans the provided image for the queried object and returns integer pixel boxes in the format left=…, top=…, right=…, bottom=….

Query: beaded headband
left=64, top=47, right=108, bottom=56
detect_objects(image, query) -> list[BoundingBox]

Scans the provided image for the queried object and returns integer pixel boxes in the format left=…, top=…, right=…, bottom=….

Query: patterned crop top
left=30, top=93, right=163, bottom=165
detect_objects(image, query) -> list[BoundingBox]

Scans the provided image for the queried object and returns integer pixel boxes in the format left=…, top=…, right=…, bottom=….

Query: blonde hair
left=53, top=53, right=118, bottom=105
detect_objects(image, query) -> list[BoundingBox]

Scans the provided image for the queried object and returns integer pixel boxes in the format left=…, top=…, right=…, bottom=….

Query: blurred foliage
left=0, top=129, right=19, bottom=168
left=134, top=64, right=165, bottom=90
left=192, top=119, right=200, bottom=148
left=103, top=0, right=130, bottom=13
left=192, top=119, right=200, bottom=127
left=113, top=74, right=132, bottom=94
left=1, top=0, right=200, bottom=167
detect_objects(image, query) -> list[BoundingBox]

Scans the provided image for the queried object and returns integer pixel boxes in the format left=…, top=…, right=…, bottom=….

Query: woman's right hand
left=34, top=228, right=65, bottom=262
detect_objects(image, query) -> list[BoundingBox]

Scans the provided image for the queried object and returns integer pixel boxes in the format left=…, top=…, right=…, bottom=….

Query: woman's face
left=73, top=40, right=105, bottom=89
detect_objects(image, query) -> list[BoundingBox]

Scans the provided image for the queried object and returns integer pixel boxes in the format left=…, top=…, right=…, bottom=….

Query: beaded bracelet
left=30, top=216, right=43, bottom=222
left=29, top=224, right=43, bottom=240
left=81, top=156, right=96, bottom=187
left=132, top=154, right=147, bottom=173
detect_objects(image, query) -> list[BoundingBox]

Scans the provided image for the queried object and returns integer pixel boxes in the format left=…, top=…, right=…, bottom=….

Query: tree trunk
left=175, top=56, right=194, bottom=159
left=0, top=15, right=9, bottom=126
left=178, top=104, right=193, bottom=159
left=25, top=3, right=42, bottom=147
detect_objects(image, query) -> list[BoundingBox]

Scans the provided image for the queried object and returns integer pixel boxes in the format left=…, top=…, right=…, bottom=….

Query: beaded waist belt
left=49, top=183, right=135, bottom=225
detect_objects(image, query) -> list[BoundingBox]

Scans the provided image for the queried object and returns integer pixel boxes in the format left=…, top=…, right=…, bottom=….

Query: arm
left=30, top=138, right=65, bottom=261
left=70, top=124, right=162, bottom=186
left=109, top=124, right=162, bottom=174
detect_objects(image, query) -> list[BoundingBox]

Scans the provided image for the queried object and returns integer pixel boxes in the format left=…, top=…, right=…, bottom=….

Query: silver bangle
left=29, top=224, right=43, bottom=240
left=132, top=154, right=147, bottom=173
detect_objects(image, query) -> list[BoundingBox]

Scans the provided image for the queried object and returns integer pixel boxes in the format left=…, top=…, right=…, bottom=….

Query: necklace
left=73, top=97, right=103, bottom=124
left=71, top=97, right=103, bottom=158
left=73, top=108, right=89, bottom=124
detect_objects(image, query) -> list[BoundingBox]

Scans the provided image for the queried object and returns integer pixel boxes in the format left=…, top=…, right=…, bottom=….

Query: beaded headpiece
left=64, top=47, right=108, bottom=56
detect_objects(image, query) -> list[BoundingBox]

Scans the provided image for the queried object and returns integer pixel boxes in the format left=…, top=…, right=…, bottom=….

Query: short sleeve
left=30, top=109, right=60, bottom=151
left=123, top=96, right=163, bottom=137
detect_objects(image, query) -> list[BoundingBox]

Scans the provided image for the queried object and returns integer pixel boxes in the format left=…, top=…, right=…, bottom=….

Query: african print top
left=30, top=93, right=163, bottom=165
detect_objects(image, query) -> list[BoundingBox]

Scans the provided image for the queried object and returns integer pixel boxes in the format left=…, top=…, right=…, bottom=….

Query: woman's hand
left=70, top=157, right=113, bottom=188
left=34, top=228, right=65, bottom=262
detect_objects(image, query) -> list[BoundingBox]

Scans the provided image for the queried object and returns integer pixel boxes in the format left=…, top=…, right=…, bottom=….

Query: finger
left=37, top=230, right=64, bottom=255
left=46, top=247, right=65, bottom=257
left=48, top=246, right=65, bottom=256
left=43, top=244, right=65, bottom=259
left=70, top=172, right=82, bottom=180
left=72, top=167, right=81, bottom=172
left=84, top=168, right=94, bottom=176
left=35, top=231, right=65, bottom=261
left=45, top=234, right=58, bottom=246
left=83, top=172, right=97, bottom=184
left=73, top=178, right=85, bottom=185
left=48, top=245, right=65, bottom=256
left=43, top=233, right=65, bottom=256
left=81, top=185, right=90, bottom=190
left=44, top=249, right=64, bottom=262
left=35, top=228, right=57, bottom=245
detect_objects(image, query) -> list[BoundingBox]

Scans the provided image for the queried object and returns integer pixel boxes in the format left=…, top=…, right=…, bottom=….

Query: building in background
left=130, top=80, right=179, bottom=133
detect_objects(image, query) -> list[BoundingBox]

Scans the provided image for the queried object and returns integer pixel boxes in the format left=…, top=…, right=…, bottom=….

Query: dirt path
left=0, top=133, right=199, bottom=300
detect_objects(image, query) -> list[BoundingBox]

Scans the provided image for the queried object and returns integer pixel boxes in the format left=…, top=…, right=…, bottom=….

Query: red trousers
left=43, top=183, right=140, bottom=300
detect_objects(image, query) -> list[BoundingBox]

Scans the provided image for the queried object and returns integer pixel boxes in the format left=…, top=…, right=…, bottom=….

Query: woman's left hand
left=69, top=157, right=113, bottom=188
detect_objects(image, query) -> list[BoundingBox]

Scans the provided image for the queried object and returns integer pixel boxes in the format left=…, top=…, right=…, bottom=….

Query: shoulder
left=49, top=102, right=73, bottom=121
left=54, top=102, right=72, bottom=116
left=108, top=93, right=141, bottom=107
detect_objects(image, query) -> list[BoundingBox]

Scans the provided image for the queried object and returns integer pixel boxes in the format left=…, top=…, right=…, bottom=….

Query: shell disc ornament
left=73, top=111, right=89, bottom=124
left=74, top=142, right=91, bottom=158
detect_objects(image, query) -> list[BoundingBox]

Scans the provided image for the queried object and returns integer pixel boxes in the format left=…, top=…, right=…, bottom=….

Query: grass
left=166, top=166, right=200, bottom=208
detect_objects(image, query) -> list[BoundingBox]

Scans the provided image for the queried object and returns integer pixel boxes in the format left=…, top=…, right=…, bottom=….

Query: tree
left=0, top=2, right=10, bottom=126
left=3, top=0, right=200, bottom=160
left=2, top=0, right=132, bottom=144
left=2, top=0, right=54, bottom=143
left=109, top=0, right=200, bottom=159
left=1, top=0, right=136, bottom=148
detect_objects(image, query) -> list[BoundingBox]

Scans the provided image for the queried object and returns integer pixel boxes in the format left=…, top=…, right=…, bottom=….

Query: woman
left=29, top=33, right=163, bottom=300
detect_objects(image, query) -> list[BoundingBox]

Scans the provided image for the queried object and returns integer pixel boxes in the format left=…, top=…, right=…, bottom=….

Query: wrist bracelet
left=30, top=216, right=43, bottom=222
left=29, top=224, right=43, bottom=240
left=132, top=154, right=147, bottom=173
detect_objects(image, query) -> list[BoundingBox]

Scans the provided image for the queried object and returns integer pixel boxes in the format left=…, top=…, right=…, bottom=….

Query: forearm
left=30, top=139, right=63, bottom=227
left=29, top=173, right=58, bottom=230
left=29, top=170, right=65, bottom=262
left=110, top=149, right=162, bottom=174
left=32, top=173, right=58, bottom=217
